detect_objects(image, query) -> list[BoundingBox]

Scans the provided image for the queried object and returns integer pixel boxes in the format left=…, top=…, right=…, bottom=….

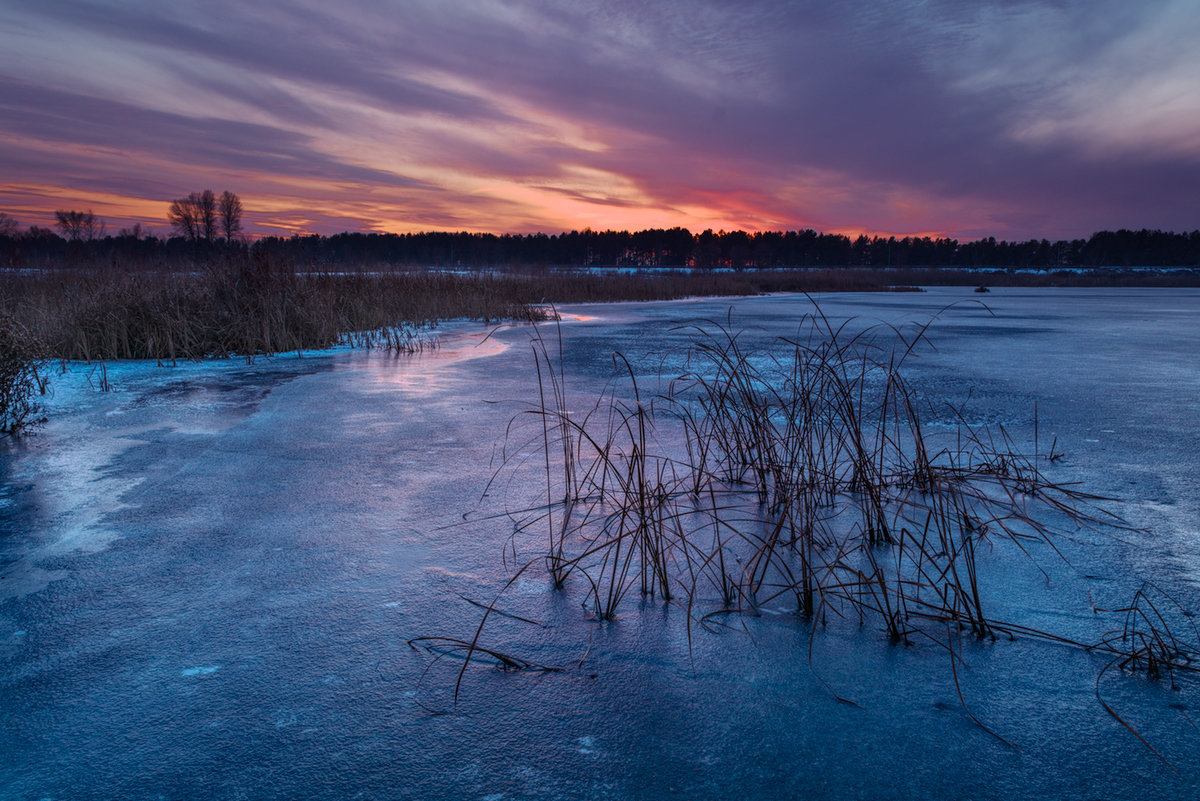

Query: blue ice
left=181, top=666, right=219, bottom=676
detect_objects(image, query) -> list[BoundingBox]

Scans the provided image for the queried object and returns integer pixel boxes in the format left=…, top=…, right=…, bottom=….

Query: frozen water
left=181, top=666, right=220, bottom=677
left=1, top=287, right=1199, bottom=799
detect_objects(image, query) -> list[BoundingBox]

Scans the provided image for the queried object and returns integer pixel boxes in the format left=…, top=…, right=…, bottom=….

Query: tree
left=694, top=229, right=720, bottom=269
left=0, top=212, right=18, bottom=238
left=54, top=209, right=104, bottom=241
left=167, top=196, right=198, bottom=240
left=219, top=191, right=243, bottom=242
left=24, top=226, right=58, bottom=242
left=169, top=190, right=239, bottom=242
left=197, top=189, right=217, bottom=242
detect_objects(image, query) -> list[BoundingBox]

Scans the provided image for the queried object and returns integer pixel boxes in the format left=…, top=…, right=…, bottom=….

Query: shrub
left=0, top=316, right=47, bottom=434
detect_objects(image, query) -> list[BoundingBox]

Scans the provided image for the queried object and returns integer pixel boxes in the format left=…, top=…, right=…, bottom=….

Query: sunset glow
left=2, top=1, right=1198, bottom=239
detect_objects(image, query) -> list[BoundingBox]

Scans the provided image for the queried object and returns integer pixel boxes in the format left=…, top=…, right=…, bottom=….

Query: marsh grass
left=415, top=302, right=1200, bottom=754
left=0, top=257, right=925, bottom=366
left=495, top=310, right=1106, bottom=637
left=0, top=257, right=547, bottom=362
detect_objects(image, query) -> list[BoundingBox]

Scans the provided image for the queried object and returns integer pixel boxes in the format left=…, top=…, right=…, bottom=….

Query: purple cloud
left=1, top=0, right=1197, bottom=238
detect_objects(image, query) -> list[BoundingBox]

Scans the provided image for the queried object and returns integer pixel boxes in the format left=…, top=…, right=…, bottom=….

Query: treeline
left=253, top=228, right=1200, bottom=268
left=3, top=225, right=1200, bottom=269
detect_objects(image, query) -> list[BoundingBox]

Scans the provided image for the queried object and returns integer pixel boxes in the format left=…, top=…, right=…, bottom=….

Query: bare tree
left=169, top=190, right=245, bottom=242
left=54, top=211, right=78, bottom=240
left=198, top=189, right=217, bottom=242
left=0, top=212, right=18, bottom=238
left=167, top=196, right=200, bottom=240
left=85, top=213, right=104, bottom=241
left=219, top=191, right=243, bottom=242
left=54, top=210, right=104, bottom=241
left=168, top=191, right=216, bottom=241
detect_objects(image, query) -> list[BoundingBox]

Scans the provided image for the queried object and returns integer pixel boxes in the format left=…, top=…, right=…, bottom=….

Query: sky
left=1, top=0, right=1198, bottom=240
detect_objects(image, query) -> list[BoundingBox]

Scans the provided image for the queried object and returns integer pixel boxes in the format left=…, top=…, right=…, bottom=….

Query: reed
left=0, top=256, right=927, bottom=366
left=419, top=303, right=1200, bottom=751
left=0, top=258, right=553, bottom=362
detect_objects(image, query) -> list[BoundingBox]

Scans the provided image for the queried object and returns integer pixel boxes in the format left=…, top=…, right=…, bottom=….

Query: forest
left=3, top=224, right=1200, bottom=270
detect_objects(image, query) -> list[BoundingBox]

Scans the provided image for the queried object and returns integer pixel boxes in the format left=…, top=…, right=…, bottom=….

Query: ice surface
left=1, top=288, right=1199, bottom=800
left=181, top=666, right=219, bottom=677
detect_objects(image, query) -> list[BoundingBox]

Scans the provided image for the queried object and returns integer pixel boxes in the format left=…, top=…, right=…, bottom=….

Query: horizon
left=2, top=1, right=1198, bottom=241
left=7, top=218, right=1200, bottom=246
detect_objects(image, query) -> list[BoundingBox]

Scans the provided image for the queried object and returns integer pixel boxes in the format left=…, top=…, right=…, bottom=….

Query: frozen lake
left=2, top=287, right=1199, bottom=800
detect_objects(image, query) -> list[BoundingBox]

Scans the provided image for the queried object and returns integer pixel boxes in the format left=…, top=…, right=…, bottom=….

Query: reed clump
left=421, top=308, right=1199, bottom=735
left=500, top=313, right=1105, bottom=636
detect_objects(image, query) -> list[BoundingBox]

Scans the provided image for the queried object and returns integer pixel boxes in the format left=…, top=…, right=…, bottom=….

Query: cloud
left=0, top=76, right=436, bottom=188
left=1, top=0, right=1197, bottom=238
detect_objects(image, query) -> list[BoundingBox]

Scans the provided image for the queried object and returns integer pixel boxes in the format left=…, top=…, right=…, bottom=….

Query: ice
left=1, top=288, right=1199, bottom=800
left=181, top=666, right=219, bottom=677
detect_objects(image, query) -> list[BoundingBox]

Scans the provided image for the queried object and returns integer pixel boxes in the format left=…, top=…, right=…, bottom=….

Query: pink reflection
left=354, top=332, right=511, bottom=398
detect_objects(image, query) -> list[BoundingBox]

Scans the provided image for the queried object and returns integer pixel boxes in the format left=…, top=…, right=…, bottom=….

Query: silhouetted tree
left=54, top=209, right=104, bottom=241
left=0, top=212, right=18, bottom=238
left=242, top=227, right=1198, bottom=269
left=694, top=229, right=720, bottom=269
left=24, top=226, right=59, bottom=243
left=170, top=190, right=240, bottom=242
left=167, top=196, right=200, bottom=240
left=197, top=190, right=217, bottom=242
left=219, top=191, right=243, bottom=242
left=723, top=229, right=752, bottom=268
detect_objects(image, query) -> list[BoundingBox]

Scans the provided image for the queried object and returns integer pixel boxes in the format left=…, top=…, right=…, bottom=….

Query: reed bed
left=416, top=308, right=1199, bottom=750
left=0, top=258, right=547, bottom=361
left=0, top=259, right=907, bottom=422
left=0, top=258, right=921, bottom=363
left=0, top=255, right=919, bottom=437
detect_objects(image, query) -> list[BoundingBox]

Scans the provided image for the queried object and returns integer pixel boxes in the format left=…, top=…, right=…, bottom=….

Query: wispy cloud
left=1, top=0, right=1197, bottom=238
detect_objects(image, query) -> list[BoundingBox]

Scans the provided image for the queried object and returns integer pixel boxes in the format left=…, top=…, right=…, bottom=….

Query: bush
left=0, top=316, right=46, bottom=434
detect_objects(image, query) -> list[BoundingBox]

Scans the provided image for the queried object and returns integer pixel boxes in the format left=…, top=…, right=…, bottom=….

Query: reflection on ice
left=349, top=327, right=511, bottom=397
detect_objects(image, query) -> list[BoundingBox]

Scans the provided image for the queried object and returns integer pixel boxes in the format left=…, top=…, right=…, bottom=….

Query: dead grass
left=0, top=313, right=47, bottom=434
left=0, top=258, right=911, bottom=363
left=415, top=303, right=1199, bottom=756
left=0, top=258, right=549, bottom=361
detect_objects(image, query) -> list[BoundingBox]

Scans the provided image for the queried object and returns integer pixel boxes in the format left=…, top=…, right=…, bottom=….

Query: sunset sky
left=1, top=0, right=1198, bottom=240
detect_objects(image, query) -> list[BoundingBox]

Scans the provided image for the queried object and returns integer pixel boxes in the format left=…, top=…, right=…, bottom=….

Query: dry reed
left=414, top=304, right=1199, bottom=754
